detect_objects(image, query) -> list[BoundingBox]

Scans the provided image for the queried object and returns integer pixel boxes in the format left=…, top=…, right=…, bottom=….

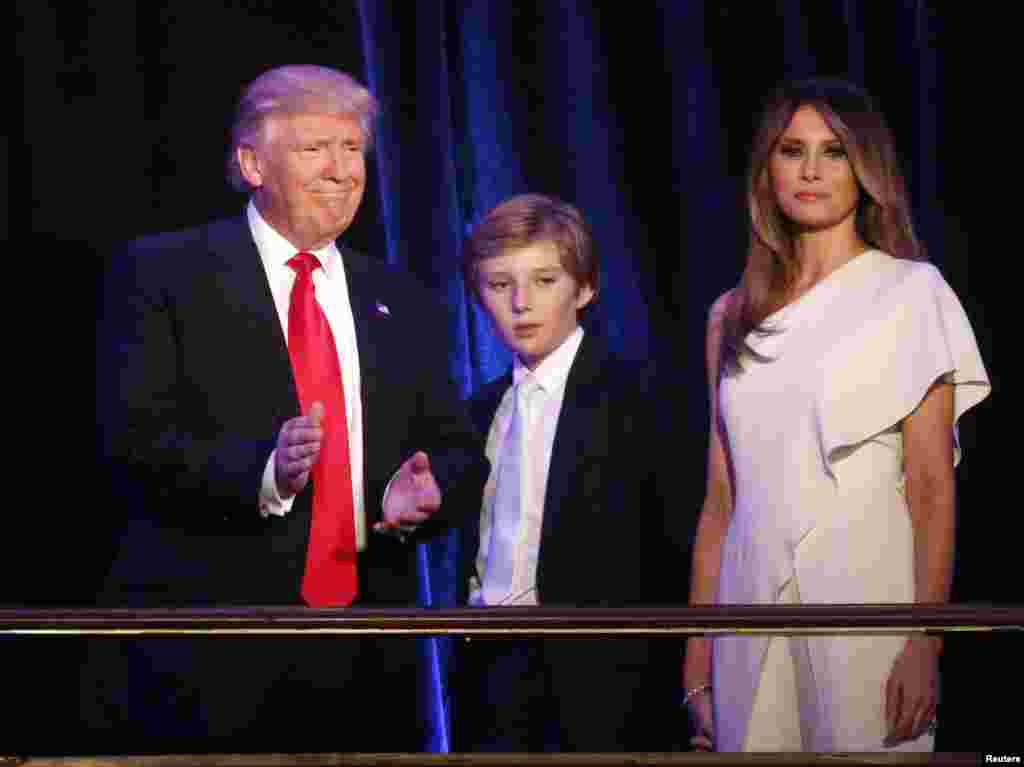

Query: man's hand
left=376, top=451, right=442, bottom=532
left=275, top=402, right=324, bottom=499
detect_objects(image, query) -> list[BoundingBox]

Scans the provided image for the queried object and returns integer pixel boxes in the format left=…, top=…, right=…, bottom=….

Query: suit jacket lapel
left=339, top=245, right=382, bottom=422
left=470, top=374, right=510, bottom=439
left=540, top=334, right=609, bottom=547
left=465, top=337, right=610, bottom=596
left=463, top=372, right=512, bottom=590
left=203, top=222, right=388, bottom=427
left=204, top=216, right=300, bottom=422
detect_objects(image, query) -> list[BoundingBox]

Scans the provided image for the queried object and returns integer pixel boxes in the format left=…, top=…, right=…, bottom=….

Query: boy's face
left=476, top=240, right=594, bottom=370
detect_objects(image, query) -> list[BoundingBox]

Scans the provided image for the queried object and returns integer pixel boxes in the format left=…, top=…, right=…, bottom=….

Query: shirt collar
left=247, top=199, right=342, bottom=280
left=513, top=326, right=584, bottom=394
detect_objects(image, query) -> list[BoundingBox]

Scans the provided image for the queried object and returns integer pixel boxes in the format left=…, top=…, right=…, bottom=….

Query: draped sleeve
left=814, top=260, right=990, bottom=478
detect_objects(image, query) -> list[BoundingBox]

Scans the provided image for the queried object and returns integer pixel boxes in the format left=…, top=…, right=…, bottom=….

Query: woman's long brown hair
left=720, top=78, right=925, bottom=376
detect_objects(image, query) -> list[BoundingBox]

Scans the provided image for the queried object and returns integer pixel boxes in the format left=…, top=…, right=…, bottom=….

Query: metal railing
left=3, top=605, right=1019, bottom=766
left=2, top=603, right=1021, bottom=637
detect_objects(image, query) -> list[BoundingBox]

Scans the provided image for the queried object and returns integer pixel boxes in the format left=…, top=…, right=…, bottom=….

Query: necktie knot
left=517, top=375, right=542, bottom=406
left=288, top=251, right=322, bottom=276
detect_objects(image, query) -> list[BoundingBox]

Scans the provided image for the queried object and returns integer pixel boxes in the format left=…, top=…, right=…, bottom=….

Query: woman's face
left=769, top=104, right=861, bottom=233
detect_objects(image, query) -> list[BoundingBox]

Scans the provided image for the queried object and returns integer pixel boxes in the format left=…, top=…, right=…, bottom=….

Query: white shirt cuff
left=259, top=449, right=296, bottom=518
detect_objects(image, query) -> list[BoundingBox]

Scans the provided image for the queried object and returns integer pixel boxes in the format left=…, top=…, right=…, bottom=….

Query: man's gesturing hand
left=275, top=401, right=324, bottom=499
left=376, top=451, right=442, bottom=532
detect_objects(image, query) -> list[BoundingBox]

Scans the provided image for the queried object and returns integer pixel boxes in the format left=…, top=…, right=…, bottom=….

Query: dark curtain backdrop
left=16, top=0, right=1005, bottom=755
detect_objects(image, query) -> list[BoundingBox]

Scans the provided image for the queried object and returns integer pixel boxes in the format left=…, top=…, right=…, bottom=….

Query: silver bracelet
left=682, top=683, right=712, bottom=707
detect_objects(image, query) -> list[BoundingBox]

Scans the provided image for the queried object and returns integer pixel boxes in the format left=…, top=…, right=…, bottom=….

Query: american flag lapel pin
left=375, top=301, right=391, bottom=317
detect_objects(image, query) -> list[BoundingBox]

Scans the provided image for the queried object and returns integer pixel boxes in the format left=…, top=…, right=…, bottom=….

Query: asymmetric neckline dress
left=713, top=250, right=991, bottom=751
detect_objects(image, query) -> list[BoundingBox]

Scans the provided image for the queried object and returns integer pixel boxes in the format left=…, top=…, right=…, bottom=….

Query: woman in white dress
left=682, top=78, right=990, bottom=752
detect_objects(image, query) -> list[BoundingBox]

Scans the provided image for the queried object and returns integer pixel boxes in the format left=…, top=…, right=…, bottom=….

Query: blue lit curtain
left=353, top=0, right=985, bottom=753
left=19, top=0, right=996, bottom=753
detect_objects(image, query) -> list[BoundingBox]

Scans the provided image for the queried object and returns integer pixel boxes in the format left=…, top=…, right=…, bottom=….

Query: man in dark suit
left=87, top=64, right=488, bottom=754
left=453, top=194, right=687, bottom=752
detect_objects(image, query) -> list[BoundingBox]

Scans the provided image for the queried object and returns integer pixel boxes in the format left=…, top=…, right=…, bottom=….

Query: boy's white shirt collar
left=512, top=325, right=584, bottom=393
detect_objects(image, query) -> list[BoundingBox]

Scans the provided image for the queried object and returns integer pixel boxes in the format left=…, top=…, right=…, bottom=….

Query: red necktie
left=287, top=252, right=358, bottom=607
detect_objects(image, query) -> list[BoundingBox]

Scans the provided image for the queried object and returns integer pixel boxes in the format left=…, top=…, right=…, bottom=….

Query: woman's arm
left=885, top=379, right=955, bottom=745
left=904, top=380, right=957, bottom=604
left=683, top=293, right=735, bottom=750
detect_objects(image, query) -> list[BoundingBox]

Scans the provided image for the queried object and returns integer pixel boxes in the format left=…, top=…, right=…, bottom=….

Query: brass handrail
left=0, top=752, right=993, bottom=765
left=2, top=604, right=1021, bottom=636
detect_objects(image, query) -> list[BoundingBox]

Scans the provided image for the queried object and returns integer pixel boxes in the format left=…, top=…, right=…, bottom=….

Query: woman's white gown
left=714, top=250, right=990, bottom=751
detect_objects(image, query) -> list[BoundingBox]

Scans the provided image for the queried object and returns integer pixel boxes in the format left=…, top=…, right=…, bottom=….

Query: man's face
left=240, top=111, right=366, bottom=251
left=476, top=240, right=594, bottom=370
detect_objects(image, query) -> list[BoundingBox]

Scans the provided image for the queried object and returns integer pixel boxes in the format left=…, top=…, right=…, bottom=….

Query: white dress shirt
left=470, top=326, right=585, bottom=606
left=248, top=201, right=369, bottom=551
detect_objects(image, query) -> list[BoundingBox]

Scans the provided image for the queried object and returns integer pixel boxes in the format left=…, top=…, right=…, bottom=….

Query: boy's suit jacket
left=458, top=332, right=689, bottom=750
left=461, top=332, right=687, bottom=607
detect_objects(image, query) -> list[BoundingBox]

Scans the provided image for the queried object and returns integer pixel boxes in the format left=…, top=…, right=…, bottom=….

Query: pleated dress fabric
left=713, top=250, right=991, bottom=752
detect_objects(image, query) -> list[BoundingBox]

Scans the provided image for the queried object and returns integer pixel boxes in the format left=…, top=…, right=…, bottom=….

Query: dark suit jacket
left=461, top=333, right=687, bottom=607
left=456, top=333, right=689, bottom=750
left=85, top=214, right=488, bottom=752
left=96, top=214, right=487, bottom=607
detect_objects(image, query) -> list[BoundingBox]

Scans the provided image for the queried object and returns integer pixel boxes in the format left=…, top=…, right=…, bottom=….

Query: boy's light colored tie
left=482, top=378, right=535, bottom=605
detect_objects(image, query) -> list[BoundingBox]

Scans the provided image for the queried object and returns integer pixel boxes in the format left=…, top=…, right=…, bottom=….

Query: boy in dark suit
left=455, top=194, right=687, bottom=752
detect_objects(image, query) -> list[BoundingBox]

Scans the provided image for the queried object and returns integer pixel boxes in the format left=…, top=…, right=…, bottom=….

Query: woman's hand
left=883, top=635, right=940, bottom=747
left=686, top=690, right=714, bottom=751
